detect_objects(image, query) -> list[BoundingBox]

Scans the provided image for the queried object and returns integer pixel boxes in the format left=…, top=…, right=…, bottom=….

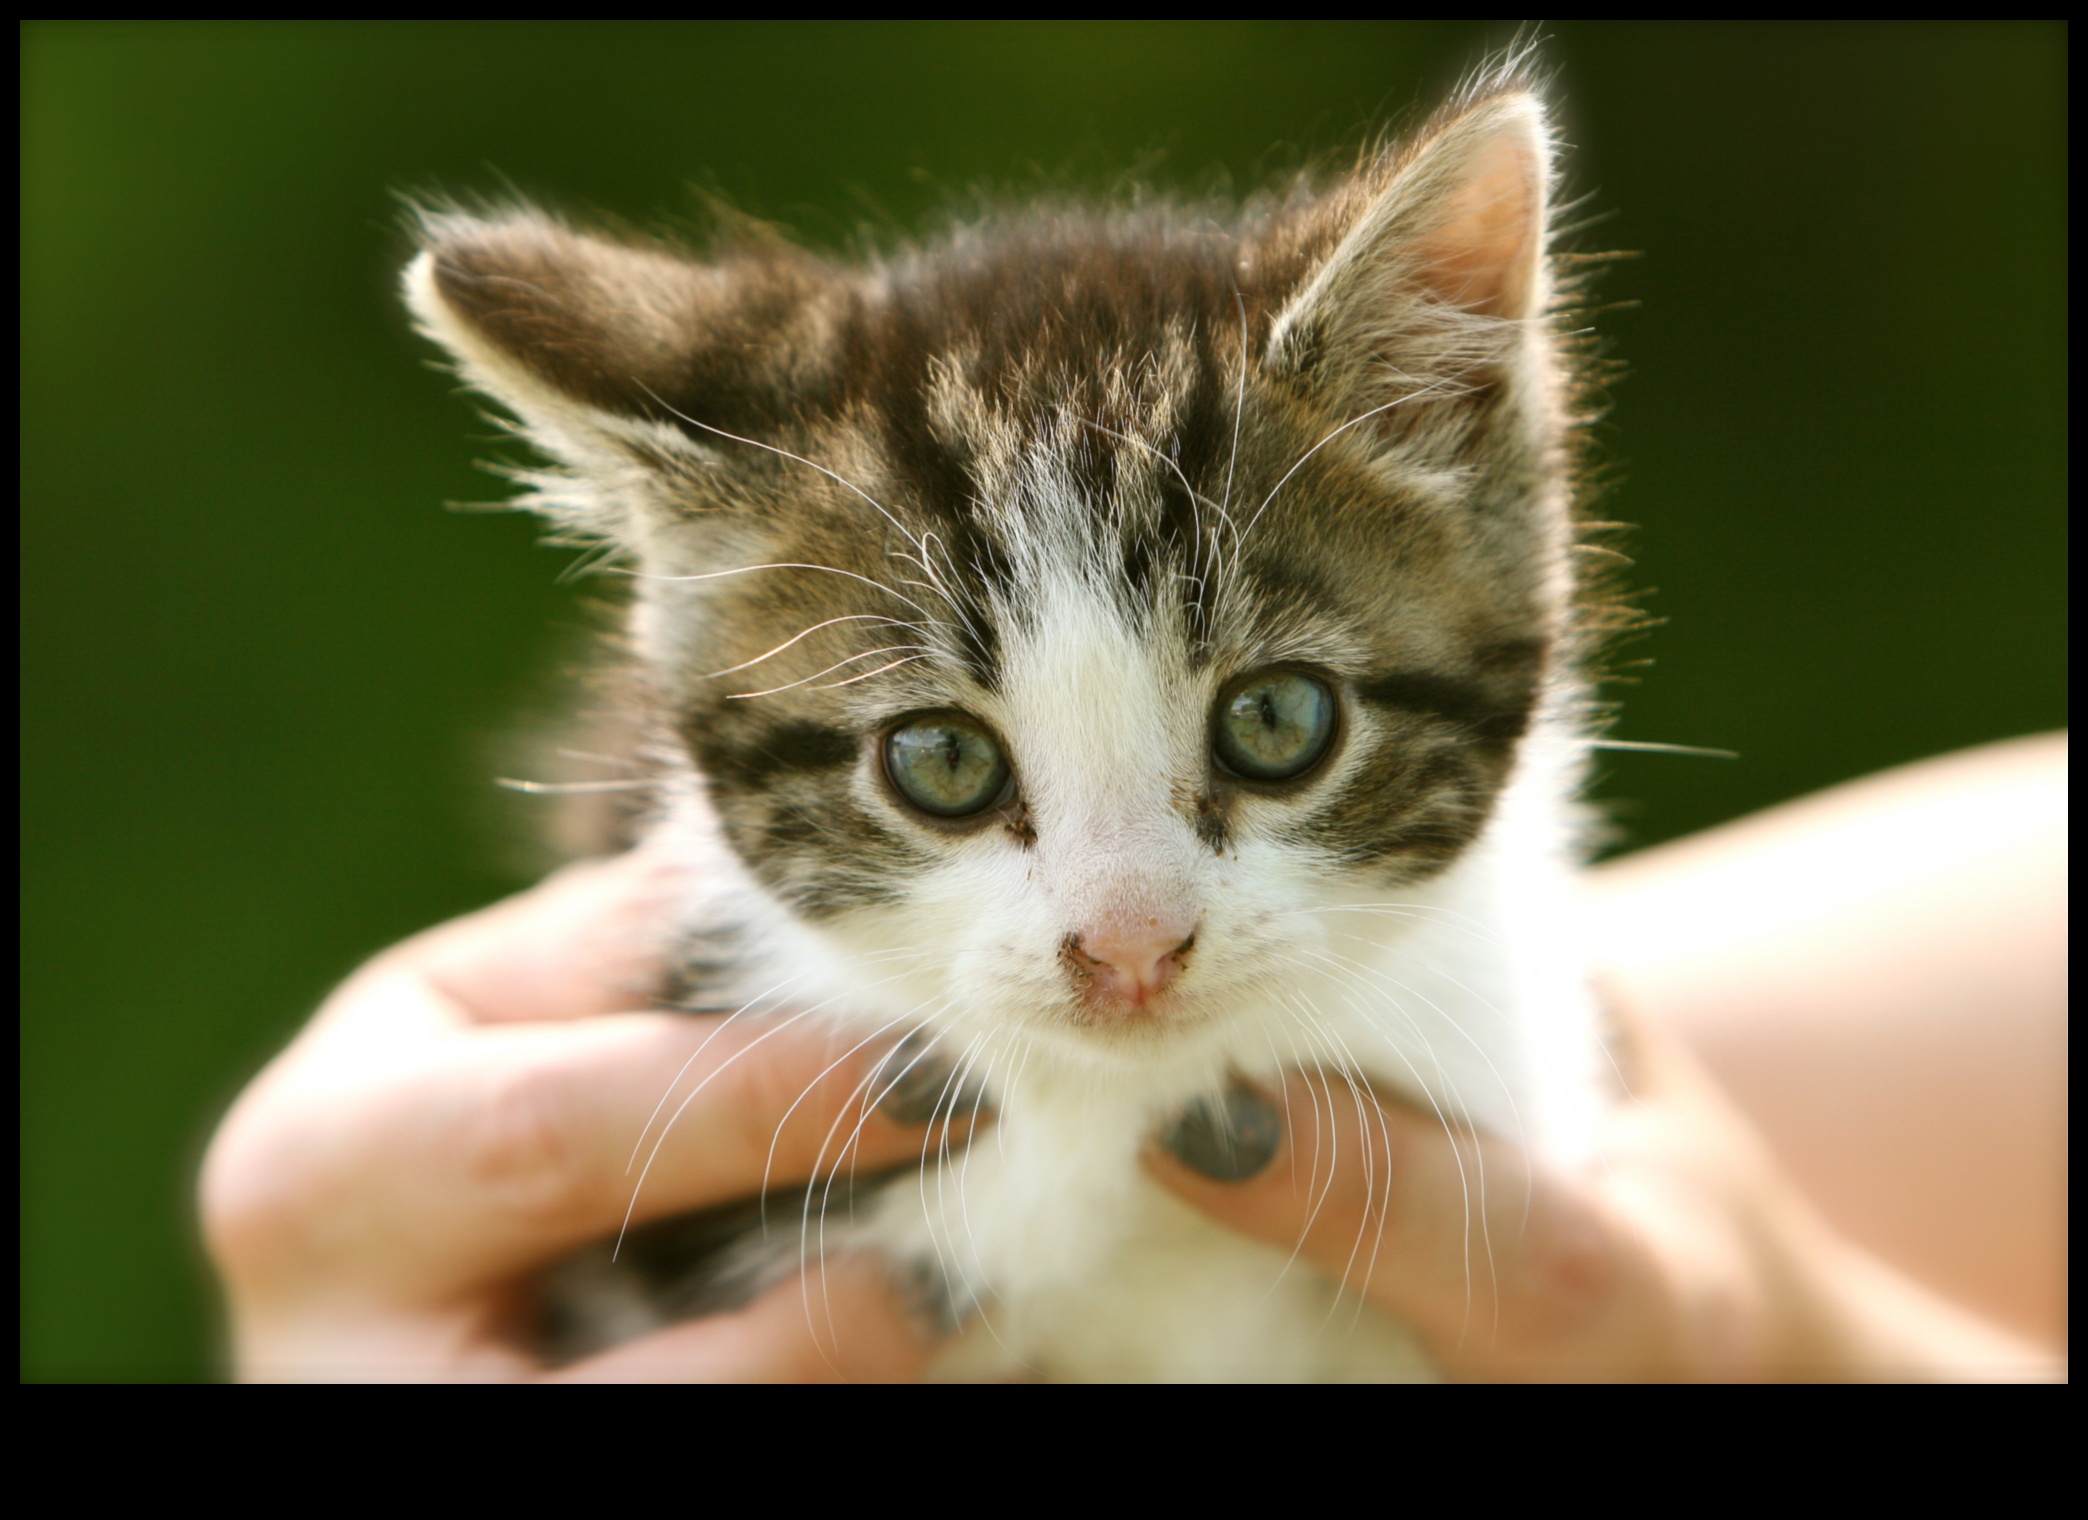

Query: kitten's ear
left=1266, top=89, right=1553, bottom=428
left=403, top=208, right=838, bottom=487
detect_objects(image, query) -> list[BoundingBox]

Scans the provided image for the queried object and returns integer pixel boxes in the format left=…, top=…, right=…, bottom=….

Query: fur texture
left=406, top=64, right=1614, bottom=1380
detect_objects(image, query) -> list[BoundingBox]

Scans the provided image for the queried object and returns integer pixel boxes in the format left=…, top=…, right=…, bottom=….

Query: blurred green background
left=22, top=22, right=2066, bottom=1380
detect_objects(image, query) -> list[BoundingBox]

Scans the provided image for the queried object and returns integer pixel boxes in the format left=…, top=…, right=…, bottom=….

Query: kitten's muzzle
left=1060, top=917, right=1197, bottom=1015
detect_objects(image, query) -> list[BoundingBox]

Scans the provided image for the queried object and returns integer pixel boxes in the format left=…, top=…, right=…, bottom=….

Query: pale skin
left=201, top=733, right=2066, bottom=1380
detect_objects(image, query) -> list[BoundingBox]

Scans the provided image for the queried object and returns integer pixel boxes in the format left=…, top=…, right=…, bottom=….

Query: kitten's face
left=408, top=87, right=1573, bottom=1069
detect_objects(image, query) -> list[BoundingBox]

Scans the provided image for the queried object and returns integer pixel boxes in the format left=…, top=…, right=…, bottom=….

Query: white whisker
left=810, top=654, right=925, bottom=690
left=725, top=644, right=933, bottom=699
left=1221, top=284, right=1249, bottom=527
left=631, top=380, right=935, bottom=566
left=1274, top=950, right=1479, bottom=1338
left=494, top=777, right=656, bottom=795
left=611, top=560, right=937, bottom=622
left=616, top=963, right=932, bottom=1258
left=624, top=976, right=806, bottom=1176
left=702, top=614, right=926, bottom=680
left=1229, top=369, right=1469, bottom=571
left=1588, top=738, right=1739, bottom=758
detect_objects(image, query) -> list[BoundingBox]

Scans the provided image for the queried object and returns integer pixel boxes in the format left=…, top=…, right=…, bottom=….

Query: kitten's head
left=407, top=81, right=1584, bottom=1073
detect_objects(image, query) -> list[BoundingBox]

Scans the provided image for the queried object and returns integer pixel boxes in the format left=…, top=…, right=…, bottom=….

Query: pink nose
left=1062, top=917, right=1197, bottom=1011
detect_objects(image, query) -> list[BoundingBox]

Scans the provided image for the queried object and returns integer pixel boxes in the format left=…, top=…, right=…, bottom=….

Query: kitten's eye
left=884, top=712, right=1011, bottom=818
left=1214, top=670, right=1336, bottom=781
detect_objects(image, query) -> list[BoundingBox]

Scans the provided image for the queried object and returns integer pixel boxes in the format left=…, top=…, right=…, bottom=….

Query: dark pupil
left=888, top=718, right=1005, bottom=817
left=1221, top=673, right=1330, bottom=779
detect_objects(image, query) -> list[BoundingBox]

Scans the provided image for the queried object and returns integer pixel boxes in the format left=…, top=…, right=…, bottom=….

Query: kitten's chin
left=1061, top=993, right=1188, bottom=1038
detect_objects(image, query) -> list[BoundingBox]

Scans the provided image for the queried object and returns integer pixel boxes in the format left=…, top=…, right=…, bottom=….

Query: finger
left=400, top=846, right=690, bottom=1025
left=1146, top=1073, right=1634, bottom=1378
left=543, top=1255, right=941, bottom=1383
left=350, top=1005, right=982, bottom=1291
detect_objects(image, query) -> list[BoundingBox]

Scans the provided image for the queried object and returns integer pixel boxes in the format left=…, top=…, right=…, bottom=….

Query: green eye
left=883, top=712, right=1011, bottom=818
left=1214, top=670, right=1336, bottom=781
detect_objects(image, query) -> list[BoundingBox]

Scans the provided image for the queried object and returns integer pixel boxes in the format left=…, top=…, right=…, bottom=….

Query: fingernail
left=1161, top=1082, right=1283, bottom=1182
left=875, top=1032, right=994, bottom=1125
left=885, top=1254, right=978, bottom=1341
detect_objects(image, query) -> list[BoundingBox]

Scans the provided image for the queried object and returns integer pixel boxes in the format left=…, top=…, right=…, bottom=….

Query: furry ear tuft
left=1266, top=89, right=1554, bottom=421
left=404, top=207, right=843, bottom=447
left=404, top=209, right=722, bottom=423
left=1402, top=94, right=1549, bottom=322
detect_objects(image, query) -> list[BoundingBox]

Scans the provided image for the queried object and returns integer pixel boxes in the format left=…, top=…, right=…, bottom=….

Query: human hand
left=200, top=848, right=964, bottom=1382
left=1147, top=1007, right=2058, bottom=1382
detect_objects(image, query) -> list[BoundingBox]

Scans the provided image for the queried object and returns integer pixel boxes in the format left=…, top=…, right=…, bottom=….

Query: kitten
left=405, top=62, right=1613, bottom=1380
